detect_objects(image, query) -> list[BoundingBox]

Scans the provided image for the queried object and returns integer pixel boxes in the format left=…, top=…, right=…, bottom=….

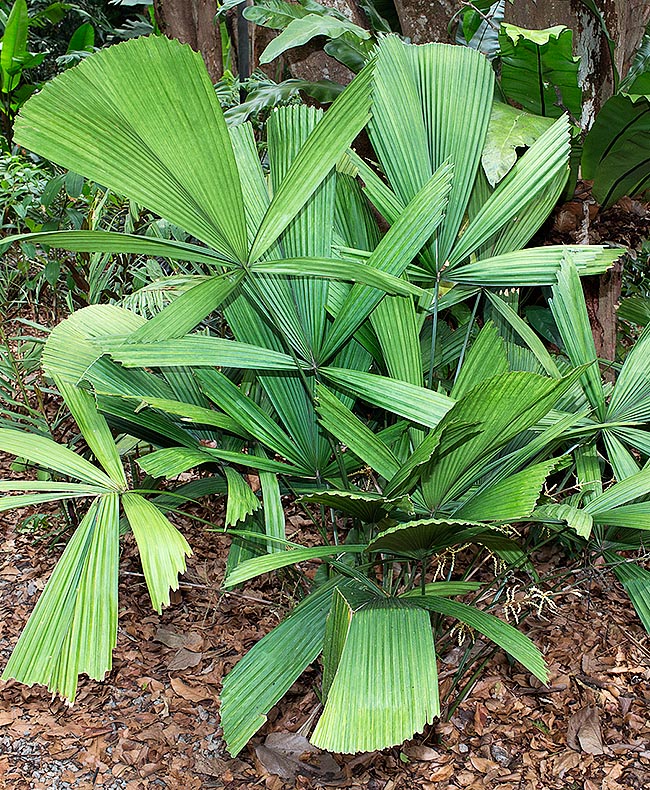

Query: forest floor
left=0, top=479, right=649, bottom=790
left=1, top=192, right=650, bottom=789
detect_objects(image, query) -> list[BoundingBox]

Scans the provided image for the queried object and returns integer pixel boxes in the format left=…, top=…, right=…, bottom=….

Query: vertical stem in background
left=237, top=1, right=251, bottom=101
left=452, top=291, right=481, bottom=389
left=427, top=276, right=440, bottom=389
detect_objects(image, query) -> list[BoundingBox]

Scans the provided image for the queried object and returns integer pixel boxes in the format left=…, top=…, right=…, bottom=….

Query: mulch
left=0, top=485, right=648, bottom=790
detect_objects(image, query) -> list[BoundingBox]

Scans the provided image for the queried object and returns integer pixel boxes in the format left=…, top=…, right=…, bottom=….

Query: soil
left=0, top=478, right=649, bottom=790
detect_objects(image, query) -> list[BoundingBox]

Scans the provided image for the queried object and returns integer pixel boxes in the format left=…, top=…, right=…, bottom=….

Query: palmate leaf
left=121, top=493, right=191, bottom=613
left=322, top=368, right=454, bottom=429
left=1, top=230, right=230, bottom=268
left=448, top=116, right=571, bottom=267
left=311, top=594, right=439, bottom=753
left=605, top=553, right=650, bottom=633
left=196, top=369, right=306, bottom=468
left=549, top=254, right=606, bottom=419
left=533, top=502, right=594, bottom=539
left=221, top=579, right=343, bottom=757
left=448, top=245, right=621, bottom=286
left=248, top=60, right=374, bottom=262
left=299, top=489, right=408, bottom=523
left=408, top=595, right=548, bottom=683
left=15, top=36, right=247, bottom=261
left=369, top=36, right=494, bottom=264
left=0, top=428, right=117, bottom=489
left=42, top=304, right=145, bottom=386
left=127, top=272, right=245, bottom=344
left=367, top=517, right=485, bottom=556
left=321, top=163, right=453, bottom=359
left=607, top=322, right=650, bottom=424
left=454, top=460, right=559, bottom=522
left=224, top=466, right=261, bottom=528
left=423, top=369, right=584, bottom=508
left=451, top=321, right=508, bottom=400
left=55, top=378, right=127, bottom=490
left=316, top=384, right=400, bottom=480
left=103, top=336, right=299, bottom=371
left=2, top=494, right=120, bottom=702
left=223, top=543, right=366, bottom=588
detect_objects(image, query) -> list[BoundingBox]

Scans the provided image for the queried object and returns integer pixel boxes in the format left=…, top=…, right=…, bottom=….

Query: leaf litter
left=0, top=464, right=649, bottom=789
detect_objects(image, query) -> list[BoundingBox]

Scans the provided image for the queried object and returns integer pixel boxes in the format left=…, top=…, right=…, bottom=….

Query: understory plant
left=2, top=33, right=647, bottom=758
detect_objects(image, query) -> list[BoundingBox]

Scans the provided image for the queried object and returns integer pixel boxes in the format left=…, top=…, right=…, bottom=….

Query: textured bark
left=393, top=0, right=456, bottom=44
left=285, top=0, right=367, bottom=85
left=584, top=261, right=623, bottom=366
left=153, top=0, right=223, bottom=82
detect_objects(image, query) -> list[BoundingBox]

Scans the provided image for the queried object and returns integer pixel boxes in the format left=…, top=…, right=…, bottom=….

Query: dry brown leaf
left=401, top=744, right=441, bottom=761
left=167, top=647, right=202, bottom=671
left=154, top=627, right=204, bottom=652
left=255, top=732, right=341, bottom=781
left=169, top=677, right=213, bottom=702
left=567, top=707, right=604, bottom=755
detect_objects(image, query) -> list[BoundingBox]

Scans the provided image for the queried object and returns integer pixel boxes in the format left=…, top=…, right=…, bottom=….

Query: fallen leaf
left=154, top=628, right=204, bottom=652
left=255, top=732, right=341, bottom=781
left=169, top=677, right=213, bottom=703
left=567, top=707, right=604, bottom=755
left=167, top=648, right=202, bottom=671
left=401, top=744, right=441, bottom=761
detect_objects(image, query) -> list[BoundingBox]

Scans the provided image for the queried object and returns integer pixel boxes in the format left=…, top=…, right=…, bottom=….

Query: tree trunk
left=284, top=0, right=366, bottom=85
left=393, top=0, right=456, bottom=44
left=153, top=0, right=223, bottom=82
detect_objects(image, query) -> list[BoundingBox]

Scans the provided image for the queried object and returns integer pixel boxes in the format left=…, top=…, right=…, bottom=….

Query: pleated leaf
left=221, top=580, right=341, bottom=757
left=448, top=245, right=621, bottom=286
left=299, top=490, right=408, bottom=523
left=423, top=369, right=583, bottom=508
left=1, top=230, right=229, bottom=268
left=15, top=36, right=247, bottom=261
left=316, top=384, right=400, bottom=480
left=121, top=492, right=192, bottom=613
left=322, top=368, right=454, bottom=429
left=55, top=378, right=127, bottom=490
left=607, top=322, right=650, bottom=423
left=449, top=116, right=571, bottom=267
left=410, top=595, right=548, bottom=683
left=368, top=518, right=484, bottom=556
left=225, top=466, right=261, bottom=528
left=0, top=428, right=117, bottom=489
left=103, top=336, right=298, bottom=370
left=369, top=36, right=494, bottom=264
left=607, top=554, right=650, bottom=633
left=584, top=469, right=650, bottom=515
left=549, top=254, right=606, bottom=418
left=127, top=272, right=245, bottom=344
left=311, top=597, right=439, bottom=753
left=249, top=60, right=374, bottom=262
left=42, top=304, right=145, bottom=386
left=454, top=460, right=559, bottom=522
left=2, top=494, right=120, bottom=702
left=322, top=164, right=453, bottom=359
left=223, top=543, right=365, bottom=588
left=451, top=321, right=508, bottom=400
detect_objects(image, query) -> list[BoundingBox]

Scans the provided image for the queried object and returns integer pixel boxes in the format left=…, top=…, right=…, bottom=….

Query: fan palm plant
left=0, top=33, right=625, bottom=754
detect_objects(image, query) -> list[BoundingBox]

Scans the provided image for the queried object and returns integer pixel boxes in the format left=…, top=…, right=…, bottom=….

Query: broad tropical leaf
left=15, top=36, right=248, bottom=261
left=2, top=494, right=120, bottom=702
left=311, top=593, right=439, bottom=753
